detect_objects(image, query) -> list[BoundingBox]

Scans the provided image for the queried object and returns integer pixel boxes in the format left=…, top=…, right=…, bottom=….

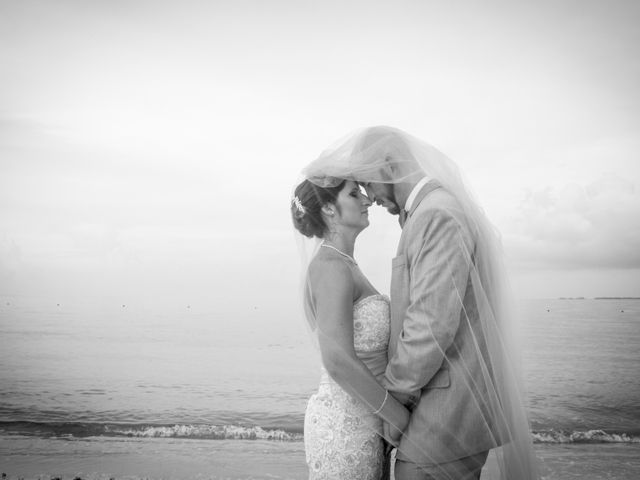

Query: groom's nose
left=366, top=192, right=381, bottom=205
left=362, top=186, right=376, bottom=203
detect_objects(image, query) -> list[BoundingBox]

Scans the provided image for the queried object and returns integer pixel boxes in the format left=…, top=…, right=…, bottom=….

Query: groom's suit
left=384, top=180, right=502, bottom=466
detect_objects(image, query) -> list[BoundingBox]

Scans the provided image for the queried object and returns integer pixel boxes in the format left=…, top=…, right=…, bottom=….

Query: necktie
left=398, top=209, right=407, bottom=228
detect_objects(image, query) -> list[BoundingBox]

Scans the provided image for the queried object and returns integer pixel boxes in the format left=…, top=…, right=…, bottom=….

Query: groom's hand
left=390, top=391, right=418, bottom=409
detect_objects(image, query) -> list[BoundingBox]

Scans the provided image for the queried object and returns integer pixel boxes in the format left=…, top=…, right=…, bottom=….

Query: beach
left=2, top=435, right=640, bottom=479
left=2, top=0, right=639, bottom=477
left=1, top=297, right=639, bottom=478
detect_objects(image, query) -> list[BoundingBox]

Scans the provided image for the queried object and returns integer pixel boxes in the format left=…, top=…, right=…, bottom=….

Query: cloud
left=505, top=174, right=640, bottom=270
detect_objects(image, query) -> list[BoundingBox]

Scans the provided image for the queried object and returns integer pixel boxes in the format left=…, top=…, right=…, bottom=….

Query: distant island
left=594, top=297, right=640, bottom=300
left=557, top=297, right=640, bottom=300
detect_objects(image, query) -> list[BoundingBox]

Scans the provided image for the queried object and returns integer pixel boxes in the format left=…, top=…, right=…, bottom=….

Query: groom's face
left=361, top=182, right=402, bottom=216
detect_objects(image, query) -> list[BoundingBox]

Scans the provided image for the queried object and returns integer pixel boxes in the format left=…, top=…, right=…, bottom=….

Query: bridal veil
left=294, top=126, right=539, bottom=479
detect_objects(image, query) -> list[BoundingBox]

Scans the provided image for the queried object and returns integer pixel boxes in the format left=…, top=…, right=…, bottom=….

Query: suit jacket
left=384, top=180, right=502, bottom=465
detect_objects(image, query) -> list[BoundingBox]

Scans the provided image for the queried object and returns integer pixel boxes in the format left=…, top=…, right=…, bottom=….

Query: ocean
left=1, top=296, right=639, bottom=479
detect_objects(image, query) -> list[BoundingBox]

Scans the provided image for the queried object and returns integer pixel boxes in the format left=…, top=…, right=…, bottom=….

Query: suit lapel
left=391, top=179, right=443, bottom=348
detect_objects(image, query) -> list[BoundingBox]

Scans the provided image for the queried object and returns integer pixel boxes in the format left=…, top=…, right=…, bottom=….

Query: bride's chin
left=354, top=224, right=369, bottom=235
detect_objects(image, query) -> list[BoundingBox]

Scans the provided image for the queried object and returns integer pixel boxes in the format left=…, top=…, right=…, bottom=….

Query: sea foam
left=104, top=423, right=303, bottom=441
left=532, top=429, right=640, bottom=444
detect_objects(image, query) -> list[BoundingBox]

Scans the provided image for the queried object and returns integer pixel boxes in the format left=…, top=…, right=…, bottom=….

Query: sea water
left=0, top=296, right=638, bottom=479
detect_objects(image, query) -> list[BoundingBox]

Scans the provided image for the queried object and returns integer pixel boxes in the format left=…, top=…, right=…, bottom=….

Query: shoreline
left=2, top=436, right=639, bottom=480
left=2, top=420, right=638, bottom=444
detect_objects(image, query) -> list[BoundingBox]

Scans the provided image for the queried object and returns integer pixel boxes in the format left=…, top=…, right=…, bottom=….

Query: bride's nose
left=361, top=193, right=372, bottom=206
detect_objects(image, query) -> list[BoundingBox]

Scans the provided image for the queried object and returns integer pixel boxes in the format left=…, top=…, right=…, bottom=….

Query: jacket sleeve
left=383, top=208, right=475, bottom=399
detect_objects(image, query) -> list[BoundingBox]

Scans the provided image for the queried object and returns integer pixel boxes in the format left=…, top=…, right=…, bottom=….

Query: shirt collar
left=404, top=176, right=431, bottom=212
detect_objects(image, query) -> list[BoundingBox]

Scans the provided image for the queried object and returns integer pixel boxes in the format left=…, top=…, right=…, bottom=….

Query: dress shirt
left=404, top=176, right=431, bottom=213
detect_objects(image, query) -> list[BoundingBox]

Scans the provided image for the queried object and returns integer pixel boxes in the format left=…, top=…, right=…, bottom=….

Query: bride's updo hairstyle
left=291, top=179, right=346, bottom=238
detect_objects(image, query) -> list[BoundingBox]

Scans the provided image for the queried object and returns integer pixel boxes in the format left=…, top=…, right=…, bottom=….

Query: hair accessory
left=293, top=195, right=306, bottom=214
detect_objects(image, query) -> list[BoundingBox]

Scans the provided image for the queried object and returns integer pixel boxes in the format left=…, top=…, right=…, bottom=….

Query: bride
left=291, top=177, right=409, bottom=479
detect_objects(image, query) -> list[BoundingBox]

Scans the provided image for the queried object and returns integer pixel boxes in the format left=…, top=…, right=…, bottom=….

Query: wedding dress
left=304, top=294, right=390, bottom=480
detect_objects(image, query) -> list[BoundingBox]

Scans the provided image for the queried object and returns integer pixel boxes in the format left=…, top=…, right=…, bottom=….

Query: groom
left=358, top=130, right=501, bottom=479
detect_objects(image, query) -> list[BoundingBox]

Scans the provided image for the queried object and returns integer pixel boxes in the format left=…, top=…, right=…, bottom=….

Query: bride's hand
left=382, top=420, right=403, bottom=447
left=379, top=390, right=411, bottom=447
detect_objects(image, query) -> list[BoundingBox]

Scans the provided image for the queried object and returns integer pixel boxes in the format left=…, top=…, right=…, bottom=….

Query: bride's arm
left=310, top=258, right=409, bottom=440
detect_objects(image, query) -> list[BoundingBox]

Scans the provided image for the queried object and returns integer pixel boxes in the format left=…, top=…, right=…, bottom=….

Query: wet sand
left=2, top=435, right=639, bottom=479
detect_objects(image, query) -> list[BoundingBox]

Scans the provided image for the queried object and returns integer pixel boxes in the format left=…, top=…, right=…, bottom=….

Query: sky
left=1, top=0, right=639, bottom=313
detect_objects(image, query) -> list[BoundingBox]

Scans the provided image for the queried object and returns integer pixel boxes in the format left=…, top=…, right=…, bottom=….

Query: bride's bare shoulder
left=308, top=250, right=353, bottom=284
left=308, top=252, right=354, bottom=306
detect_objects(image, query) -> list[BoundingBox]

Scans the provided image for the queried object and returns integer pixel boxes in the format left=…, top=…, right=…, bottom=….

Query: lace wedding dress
left=304, top=294, right=390, bottom=480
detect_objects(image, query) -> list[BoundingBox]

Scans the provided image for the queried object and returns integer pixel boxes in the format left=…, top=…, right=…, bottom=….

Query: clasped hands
left=382, top=419, right=403, bottom=449
left=381, top=390, right=415, bottom=449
